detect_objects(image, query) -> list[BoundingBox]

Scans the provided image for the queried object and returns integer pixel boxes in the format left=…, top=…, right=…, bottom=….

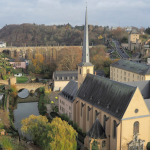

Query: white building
left=0, top=42, right=6, bottom=48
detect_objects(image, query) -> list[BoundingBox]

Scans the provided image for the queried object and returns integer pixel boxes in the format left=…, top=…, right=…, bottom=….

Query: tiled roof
left=59, top=80, right=78, bottom=103
left=111, top=59, right=150, bottom=75
left=87, top=118, right=106, bottom=139
left=77, top=74, right=136, bottom=120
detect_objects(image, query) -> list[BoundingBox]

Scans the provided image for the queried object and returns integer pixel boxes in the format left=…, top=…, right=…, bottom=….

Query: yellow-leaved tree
left=21, top=115, right=77, bottom=150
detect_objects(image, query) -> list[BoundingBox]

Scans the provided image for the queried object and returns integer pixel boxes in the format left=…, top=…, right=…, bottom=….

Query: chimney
left=95, top=71, right=97, bottom=75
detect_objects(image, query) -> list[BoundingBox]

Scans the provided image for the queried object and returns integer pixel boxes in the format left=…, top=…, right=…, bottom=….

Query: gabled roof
left=87, top=118, right=106, bottom=139
left=77, top=74, right=136, bottom=120
left=53, top=69, right=105, bottom=81
left=53, top=71, right=78, bottom=81
left=59, top=80, right=78, bottom=103
left=111, top=59, right=150, bottom=75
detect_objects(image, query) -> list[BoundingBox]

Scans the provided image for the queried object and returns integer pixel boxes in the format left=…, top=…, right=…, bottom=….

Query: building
left=58, top=80, right=78, bottom=120
left=9, top=59, right=26, bottom=69
left=52, top=71, right=78, bottom=91
left=110, top=59, right=150, bottom=82
left=0, top=42, right=6, bottom=48
left=53, top=70, right=105, bottom=92
left=128, top=29, right=141, bottom=51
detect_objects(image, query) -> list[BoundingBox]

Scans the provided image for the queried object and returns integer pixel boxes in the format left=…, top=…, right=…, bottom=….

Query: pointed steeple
left=78, top=7, right=93, bottom=67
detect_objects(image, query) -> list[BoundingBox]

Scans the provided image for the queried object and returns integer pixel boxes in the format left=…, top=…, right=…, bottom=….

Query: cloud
left=0, top=0, right=150, bottom=29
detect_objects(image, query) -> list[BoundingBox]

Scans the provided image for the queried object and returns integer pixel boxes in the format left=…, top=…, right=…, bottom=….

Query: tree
left=0, top=109, right=10, bottom=128
left=57, top=46, right=82, bottom=71
left=147, top=142, right=150, bottom=150
left=21, top=115, right=77, bottom=150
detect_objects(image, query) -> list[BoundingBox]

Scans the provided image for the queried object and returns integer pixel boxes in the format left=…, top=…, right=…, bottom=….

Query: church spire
left=78, top=7, right=93, bottom=67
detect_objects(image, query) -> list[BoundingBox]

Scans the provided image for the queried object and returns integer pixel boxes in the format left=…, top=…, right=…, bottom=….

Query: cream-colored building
left=110, top=59, right=150, bottom=82
left=58, top=80, right=78, bottom=120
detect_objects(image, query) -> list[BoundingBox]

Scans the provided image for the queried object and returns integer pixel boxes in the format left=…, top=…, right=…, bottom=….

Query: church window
left=87, top=106, right=89, bottom=121
left=95, top=110, right=97, bottom=120
left=103, top=115, right=106, bottom=132
left=80, top=69, right=81, bottom=74
left=113, top=120, right=117, bottom=138
left=81, top=102, right=83, bottom=117
left=102, top=140, right=106, bottom=147
left=133, top=121, right=139, bottom=134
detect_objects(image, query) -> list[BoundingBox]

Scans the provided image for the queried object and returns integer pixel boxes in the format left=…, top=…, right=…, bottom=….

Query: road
left=113, top=40, right=129, bottom=59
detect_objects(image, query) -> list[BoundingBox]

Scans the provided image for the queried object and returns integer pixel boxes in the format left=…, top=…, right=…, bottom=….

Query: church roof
left=87, top=118, right=106, bottom=139
left=76, top=74, right=136, bottom=120
left=78, top=7, right=93, bottom=67
left=111, top=59, right=150, bottom=75
left=59, top=80, right=78, bottom=103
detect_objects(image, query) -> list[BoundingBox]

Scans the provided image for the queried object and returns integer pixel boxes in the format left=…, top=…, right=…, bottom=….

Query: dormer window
left=72, top=76, right=74, bottom=80
left=62, top=77, right=64, bottom=80
left=90, top=96, right=93, bottom=100
left=67, top=76, right=69, bottom=80
left=57, top=77, right=59, bottom=80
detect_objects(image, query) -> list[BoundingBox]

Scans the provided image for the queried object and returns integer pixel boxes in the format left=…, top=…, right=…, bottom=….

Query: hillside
left=0, top=23, right=109, bottom=46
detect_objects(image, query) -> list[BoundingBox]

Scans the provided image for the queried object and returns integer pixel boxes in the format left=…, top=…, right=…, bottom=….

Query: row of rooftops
left=111, top=59, right=150, bottom=75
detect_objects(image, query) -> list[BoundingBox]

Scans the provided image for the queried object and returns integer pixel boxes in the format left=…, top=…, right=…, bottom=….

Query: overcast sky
left=0, top=0, right=150, bottom=29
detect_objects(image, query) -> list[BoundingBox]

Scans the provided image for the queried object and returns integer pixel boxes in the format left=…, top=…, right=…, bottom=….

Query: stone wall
left=0, top=80, right=9, bottom=85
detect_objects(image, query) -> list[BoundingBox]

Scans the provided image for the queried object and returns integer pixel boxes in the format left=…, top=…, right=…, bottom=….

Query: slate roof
left=53, top=71, right=78, bottom=81
left=94, top=70, right=105, bottom=77
left=53, top=70, right=105, bottom=81
left=77, top=74, right=136, bottom=120
left=144, top=99, right=150, bottom=112
left=111, top=59, right=150, bottom=75
left=59, top=80, right=78, bottom=103
left=87, top=118, right=106, bottom=139
left=125, top=81, right=150, bottom=99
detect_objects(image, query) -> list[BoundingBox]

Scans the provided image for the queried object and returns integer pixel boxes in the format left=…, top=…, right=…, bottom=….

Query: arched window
left=113, top=120, right=117, bottom=138
left=87, top=69, right=90, bottom=74
left=102, top=140, right=106, bottom=147
left=80, top=69, right=81, bottom=74
left=103, top=115, right=106, bottom=132
left=133, top=121, right=139, bottom=134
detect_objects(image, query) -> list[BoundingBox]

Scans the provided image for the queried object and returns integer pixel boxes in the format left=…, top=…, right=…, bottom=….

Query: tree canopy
left=21, top=115, right=77, bottom=150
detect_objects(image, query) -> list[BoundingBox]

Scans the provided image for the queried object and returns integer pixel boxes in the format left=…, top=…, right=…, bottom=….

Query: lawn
left=17, top=77, right=28, bottom=83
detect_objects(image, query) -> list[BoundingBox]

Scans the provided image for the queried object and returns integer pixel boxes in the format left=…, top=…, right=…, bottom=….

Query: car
left=14, top=73, right=22, bottom=77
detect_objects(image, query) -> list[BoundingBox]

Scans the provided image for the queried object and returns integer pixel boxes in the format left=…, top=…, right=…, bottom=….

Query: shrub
left=39, top=87, right=45, bottom=93
left=68, top=120, right=73, bottom=126
left=0, top=123, right=4, bottom=129
left=2, top=75, right=7, bottom=80
left=147, top=142, right=150, bottom=150
left=77, top=127, right=82, bottom=134
left=73, top=122, right=78, bottom=130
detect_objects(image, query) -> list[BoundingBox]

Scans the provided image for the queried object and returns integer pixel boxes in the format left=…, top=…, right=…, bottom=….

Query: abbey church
left=58, top=8, right=150, bottom=150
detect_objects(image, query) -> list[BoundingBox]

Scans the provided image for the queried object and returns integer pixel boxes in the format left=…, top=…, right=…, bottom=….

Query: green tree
left=21, top=115, right=77, bottom=150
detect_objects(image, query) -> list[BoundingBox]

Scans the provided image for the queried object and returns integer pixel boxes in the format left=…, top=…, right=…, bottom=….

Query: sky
left=0, top=0, right=150, bottom=29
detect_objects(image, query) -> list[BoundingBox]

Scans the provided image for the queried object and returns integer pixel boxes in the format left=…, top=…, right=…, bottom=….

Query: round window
left=135, top=109, right=138, bottom=113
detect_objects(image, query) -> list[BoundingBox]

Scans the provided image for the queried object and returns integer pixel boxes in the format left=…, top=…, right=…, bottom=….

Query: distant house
left=53, top=70, right=105, bottom=91
left=0, top=42, right=6, bottom=48
left=9, top=59, right=26, bottom=69
left=59, top=80, right=78, bottom=120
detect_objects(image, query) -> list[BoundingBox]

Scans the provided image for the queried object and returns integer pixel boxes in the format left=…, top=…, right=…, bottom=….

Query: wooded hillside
left=0, top=23, right=110, bottom=47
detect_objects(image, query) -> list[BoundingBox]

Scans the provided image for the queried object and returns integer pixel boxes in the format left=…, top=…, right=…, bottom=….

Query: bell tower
left=78, top=7, right=94, bottom=89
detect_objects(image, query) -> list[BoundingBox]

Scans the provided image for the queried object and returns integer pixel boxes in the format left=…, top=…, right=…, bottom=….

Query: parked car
left=14, top=73, right=22, bottom=77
